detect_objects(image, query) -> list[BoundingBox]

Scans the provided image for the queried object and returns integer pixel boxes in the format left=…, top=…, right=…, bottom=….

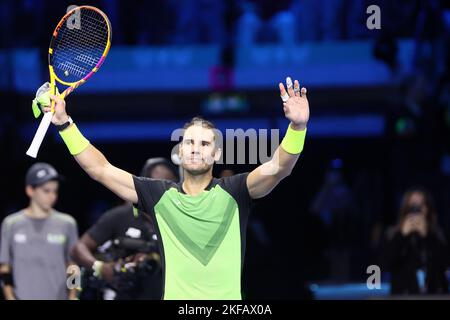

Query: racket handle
left=26, top=112, right=54, bottom=158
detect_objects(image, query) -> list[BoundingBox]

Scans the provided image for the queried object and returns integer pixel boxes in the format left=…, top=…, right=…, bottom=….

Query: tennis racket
left=26, top=5, right=112, bottom=158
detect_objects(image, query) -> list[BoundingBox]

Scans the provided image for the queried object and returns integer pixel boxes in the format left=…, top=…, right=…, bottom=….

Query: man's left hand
left=279, top=77, right=309, bottom=130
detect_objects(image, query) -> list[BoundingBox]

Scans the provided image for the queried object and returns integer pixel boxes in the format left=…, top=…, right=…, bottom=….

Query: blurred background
left=1, top=0, right=450, bottom=299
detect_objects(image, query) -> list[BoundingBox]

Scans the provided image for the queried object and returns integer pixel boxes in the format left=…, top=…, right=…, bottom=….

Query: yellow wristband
left=59, top=123, right=90, bottom=155
left=281, top=125, right=307, bottom=154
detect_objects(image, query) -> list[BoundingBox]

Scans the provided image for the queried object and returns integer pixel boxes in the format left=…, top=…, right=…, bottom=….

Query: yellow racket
left=26, top=5, right=112, bottom=158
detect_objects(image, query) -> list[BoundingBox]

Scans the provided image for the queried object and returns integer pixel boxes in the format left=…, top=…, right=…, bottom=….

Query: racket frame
left=26, top=6, right=111, bottom=158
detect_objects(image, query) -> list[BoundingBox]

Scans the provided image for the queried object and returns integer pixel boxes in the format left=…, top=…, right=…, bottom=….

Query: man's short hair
left=182, top=116, right=219, bottom=143
left=183, top=116, right=216, bottom=131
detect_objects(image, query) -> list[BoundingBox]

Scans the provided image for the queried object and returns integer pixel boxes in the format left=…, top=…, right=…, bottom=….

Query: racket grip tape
left=59, top=123, right=90, bottom=155
left=26, top=112, right=54, bottom=158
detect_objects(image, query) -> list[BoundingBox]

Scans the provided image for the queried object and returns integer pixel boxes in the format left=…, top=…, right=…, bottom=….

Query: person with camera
left=70, top=158, right=178, bottom=300
left=381, top=186, right=450, bottom=295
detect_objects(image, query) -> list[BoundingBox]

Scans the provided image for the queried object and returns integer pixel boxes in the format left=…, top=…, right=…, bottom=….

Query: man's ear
left=25, top=185, right=34, bottom=198
left=213, top=147, right=222, bottom=162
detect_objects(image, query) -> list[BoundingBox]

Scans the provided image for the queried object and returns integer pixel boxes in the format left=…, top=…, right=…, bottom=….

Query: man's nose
left=191, top=142, right=200, bottom=153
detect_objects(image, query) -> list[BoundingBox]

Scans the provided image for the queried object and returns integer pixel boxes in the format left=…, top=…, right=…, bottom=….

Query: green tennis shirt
left=133, top=173, right=253, bottom=300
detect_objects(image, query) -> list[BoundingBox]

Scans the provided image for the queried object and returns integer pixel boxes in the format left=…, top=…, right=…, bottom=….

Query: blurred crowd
left=1, top=0, right=449, bottom=48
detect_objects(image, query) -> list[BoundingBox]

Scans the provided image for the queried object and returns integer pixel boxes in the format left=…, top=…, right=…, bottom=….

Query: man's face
left=179, top=124, right=220, bottom=176
left=26, top=180, right=59, bottom=211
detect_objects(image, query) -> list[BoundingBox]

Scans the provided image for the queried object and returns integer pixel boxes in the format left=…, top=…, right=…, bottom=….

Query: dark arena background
left=1, top=0, right=450, bottom=303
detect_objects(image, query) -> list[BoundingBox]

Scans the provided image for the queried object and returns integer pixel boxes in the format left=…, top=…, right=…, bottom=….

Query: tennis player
left=40, top=76, right=309, bottom=300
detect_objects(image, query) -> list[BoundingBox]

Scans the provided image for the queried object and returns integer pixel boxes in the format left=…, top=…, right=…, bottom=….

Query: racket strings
left=58, top=8, right=108, bottom=52
left=55, top=11, right=107, bottom=63
left=51, top=8, right=109, bottom=83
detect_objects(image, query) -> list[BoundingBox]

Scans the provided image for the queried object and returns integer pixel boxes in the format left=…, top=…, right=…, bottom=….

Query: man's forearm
left=68, top=288, right=78, bottom=300
left=3, top=285, right=16, bottom=300
left=274, top=144, right=301, bottom=178
left=74, top=143, right=110, bottom=182
left=59, top=124, right=107, bottom=181
left=71, top=241, right=97, bottom=269
left=270, top=123, right=306, bottom=178
left=1, top=265, right=15, bottom=300
left=47, top=94, right=137, bottom=202
left=247, top=124, right=306, bottom=199
left=58, top=122, right=138, bottom=203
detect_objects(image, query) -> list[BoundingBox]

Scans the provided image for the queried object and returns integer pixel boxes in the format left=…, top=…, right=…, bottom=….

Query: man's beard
left=182, top=163, right=213, bottom=176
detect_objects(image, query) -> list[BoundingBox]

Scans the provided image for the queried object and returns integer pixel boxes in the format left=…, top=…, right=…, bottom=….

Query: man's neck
left=182, top=171, right=213, bottom=196
left=24, top=202, right=52, bottom=219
